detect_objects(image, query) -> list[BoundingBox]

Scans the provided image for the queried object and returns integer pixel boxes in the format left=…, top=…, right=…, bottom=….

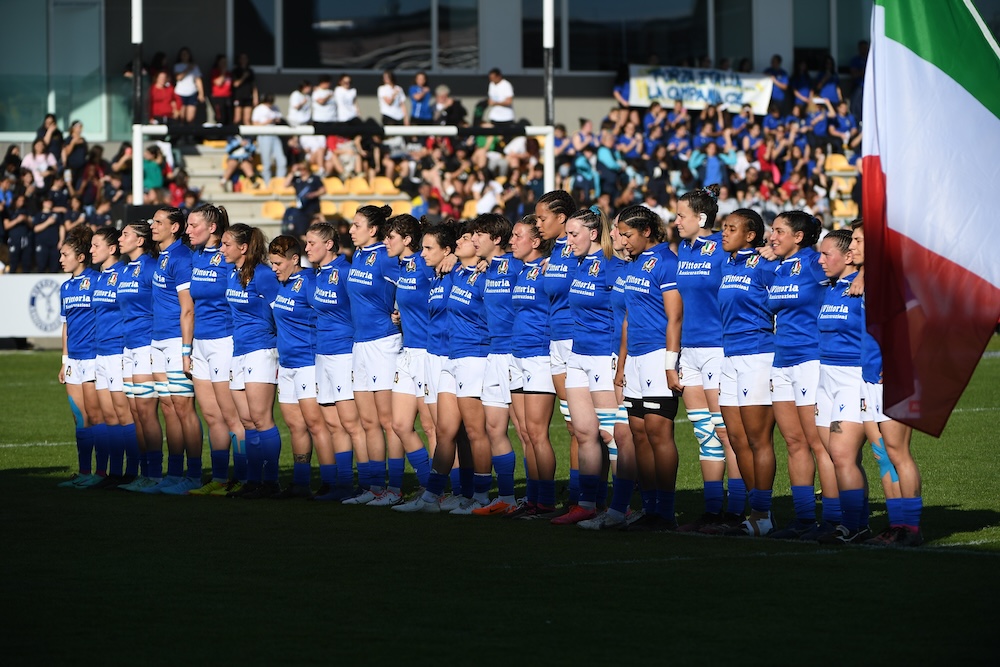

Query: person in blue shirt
left=828, top=101, right=859, bottom=155
left=87, top=228, right=137, bottom=489
left=764, top=54, right=790, bottom=114
left=145, top=206, right=202, bottom=495
left=268, top=235, right=332, bottom=499
left=184, top=204, right=246, bottom=496
left=814, top=55, right=842, bottom=105
left=805, top=99, right=830, bottom=151
left=283, top=159, right=326, bottom=237
left=304, top=222, right=366, bottom=501
left=32, top=197, right=61, bottom=273
left=222, top=223, right=282, bottom=499
left=408, top=71, right=433, bottom=125
left=766, top=211, right=840, bottom=540
left=344, top=204, right=402, bottom=505
left=789, top=60, right=814, bottom=108
left=383, top=214, right=434, bottom=504
left=56, top=226, right=105, bottom=488
left=615, top=204, right=683, bottom=531
left=116, top=220, right=163, bottom=491
left=717, top=208, right=779, bottom=536
left=814, top=229, right=870, bottom=544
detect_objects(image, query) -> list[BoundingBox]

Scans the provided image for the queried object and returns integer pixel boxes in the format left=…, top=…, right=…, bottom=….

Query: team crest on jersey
left=527, top=267, right=540, bottom=281
left=108, top=273, right=118, bottom=286
left=210, top=253, right=223, bottom=266
left=292, top=277, right=303, bottom=292
left=700, top=240, right=717, bottom=255
left=133, top=264, right=141, bottom=277
left=365, top=252, right=377, bottom=266
left=641, top=257, right=657, bottom=272
left=330, top=269, right=339, bottom=284
left=498, top=259, right=509, bottom=274
left=588, top=260, right=601, bottom=277
left=405, top=259, right=416, bottom=272
left=745, top=255, right=760, bottom=268
left=80, top=277, right=91, bottom=291
left=468, top=272, right=479, bottom=285
left=790, top=259, right=801, bottom=276
left=160, top=256, right=169, bottom=270
left=841, top=287, right=851, bottom=297
left=561, top=244, right=572, bottom=258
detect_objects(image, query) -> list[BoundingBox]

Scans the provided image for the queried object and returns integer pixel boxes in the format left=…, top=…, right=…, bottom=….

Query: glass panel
left=522, top=0, right=562, bottom=69
left=973, top=0, right=1000, bottom=41
left=235, top=0, right=276, bottom=66
left=0, top=2, right=47, bottom=132
left=439, top=0, right=478, bottom=69
left=793, top=0, right=830, bottom=70
left=714, top=0, right=753, bottom=71
left=284, top=0, right=432, bottom=70
left=51, top=2, right=104, bottom=137
left=567, top=0, right=708, bottom=71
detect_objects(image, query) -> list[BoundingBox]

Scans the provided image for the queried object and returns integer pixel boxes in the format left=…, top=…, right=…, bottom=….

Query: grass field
left=3, top=343, right=999, bottom=664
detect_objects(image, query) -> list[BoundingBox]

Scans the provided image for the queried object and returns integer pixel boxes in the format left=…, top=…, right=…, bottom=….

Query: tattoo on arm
left=293, top=453, right=311, bottom=464
left=830, top=421, right=842, bottom=433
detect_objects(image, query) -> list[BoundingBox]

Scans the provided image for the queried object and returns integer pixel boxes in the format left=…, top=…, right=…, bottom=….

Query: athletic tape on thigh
left=166, top=370, right=195, bottom=397
left=689, top=409, right=724, bottom=461
left=616, top=405, right=629, bottom=426
left=710, top=411, right=725, bottom=430
left=559, top=399, right=572, bottom=423
left=871, top=438, right=899, bottom=483
left=154, top=380, right=169, bottom=398
left=122, top=381, right=134, bottom=399
left=642, top=396, right=679, bottom=420
left=68, top=395, right=85, bottom=429
left=624, top=398, right=647, bottom=420
left=133, top=381, right=157, bottom=399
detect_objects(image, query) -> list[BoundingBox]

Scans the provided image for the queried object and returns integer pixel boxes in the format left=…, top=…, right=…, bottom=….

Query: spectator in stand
left=790, top=60, right=814, bottom=107
left=209, top=54, right=233, bottom=125
left=63, top=120, right=88, bottom=185
left=667, top=100, right=690, bottom=132
left=173, top=47, right=204, bottom=124
left=764, top=54, right=791, bottom=114
left=805, top=99, right=830, bottom=150
left=33, top=197, right=61, bottom=271
left=220, top=135, right=257, bottom=190
left=572, top=118, right=598, bottom=154
left=335, top=74, right=359, bottom=122
left=284, top=158, right=325, bottom=237
left=378, top=70, right=409, bottom=126
left=180, top=189, right=201, bottom=214
left=2, top=145, right=20, bottom=181
left=89, top=200, right=114, bottom=230
left=616, top=121, right=644, bottom=170
left=409, top=72, right=433, bottom=125
left=486, top=68, right=515, bottom=125
left=596, top=129, right=624, bottom=201
left=143, top=145, right=166, bottom=202
left=37, top=114, right=64, bottom=168
left=231, top=52, right=258, bottom=126
left=612, top=64, right=630, bottom=108
left=22, top=140, right=56, bottom=189
left=149, top=70, right=180, bottom=124
left=64, top=195, right=87, bottom=233
left=644, top=101, right=667, bottom=134
left=667, top=123, right=692, bottom=166
left=4, top=194, right=32, bottom=272
left=77, top=146, right=109, bottom=213
left=433, top=84, right=467, bottom=126
left=815, top=55, right=842, bottom=105
left=288, top=80, right=313, bottom=128
left=689, top=132, right=737, bottom=187
left=827, top=101, right=858, bottom=155
left=251, top=94, right=288, bottom=183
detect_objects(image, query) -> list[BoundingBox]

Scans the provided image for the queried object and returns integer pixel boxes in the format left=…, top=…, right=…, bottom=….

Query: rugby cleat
left=439, top=494, right=466, bottom=512
left=550, top=505, right=597, bottom=525
left=578, top=510, right=627, bottom=531
left=392, top=495, right=442, bottom=513
left=864, top=525, right=924, bottom=547
left=448, top=497, right=485, bottom=515
left=270, top=484, right=313, bottom=500
left=769, top=518, right=818, bottom=540
left=58, top=473, right=93, bottom=488
left=818, top=524, right=872, bottom=545
left=342, top=489, right=378, bottom=505
left=160, top=477, right=202, bottom=495
left=188, top=480, right=228, bottom=496
left=137, top=476, right=182, bottom=494
left=676, top=512, right=723, bottom=533
left=471, top=498, right=515, bottom=516
left=366, top=489, right=404, bottom=507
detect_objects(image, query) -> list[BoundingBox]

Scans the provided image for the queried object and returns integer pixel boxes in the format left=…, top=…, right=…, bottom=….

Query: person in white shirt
left=377, top=70, right=408, bottom=126
left=486, top=68, right=515, bottom=125
left=334, top=74, right=359, bottom=123
left=173, top=47, right=204, bottom=124
left=251, top=94, right=288, bottom=182
left=287, top=80, right=313, bottom=127
left=311, top=76, right=337, bottom=123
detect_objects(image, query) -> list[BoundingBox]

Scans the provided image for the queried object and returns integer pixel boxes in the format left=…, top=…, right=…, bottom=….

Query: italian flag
left=862, top=0, right=1000, bottom=436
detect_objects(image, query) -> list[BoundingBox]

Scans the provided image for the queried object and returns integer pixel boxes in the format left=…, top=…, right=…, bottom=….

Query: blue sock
left=258, top=427, right=281, bottom=483
left=405, top=449, right=431, bottom=488
left=610, top=476, right=635, bottom=514
left=885, top=497, right=903, bottom=525
left=579, top=473, right=599, bottom=506
left=210, top=450, right=229, bottom=481
left=526, top=478, right=539, bottom=504
left=233, top=451, right=248, bottom=482
left=641, top=488, right=656, bottom=514
left=901, top=496, right=923, bottom=527
left=840, top=488, right=865, bottom=531
left=139, top=450, right=149, bottom=477
left=246, top=430, right=263, bottom=483
left=822, top=495, right=842, bottom=524
left=449, top=467, right=462, bottom=495
left=92, top=423, right=109, bottom=474
left=293, top=461, right=311, bottom=487
left=568, top=468, right=580, bottom=504
left=369, top=459, right=386, bottom=489
left=704, top=480, right=725, bottom=515
left=319, top=463, right=336, bottom=486
left=167, top=453, right=185, bottom=478
left=656, top=490, right=676, bottom=522
left=460, top=467, right=475, bottom=498
left=790, top=485, right=816, bottom=521
left=123, top=424, right=139, bottom=476
left=147, top=451, right=164, bottom=479
left=473, top=472, right=492, bottom=495
left=493, top=451, right=516, bottom=498
left=388, top=457, right=406, bottom=490
left=427, top=471, right=448, bottom=497
left=107, top=425, right=125, bottom=476
left=186, top=455, right=202, bottom=481
left=356, top=461, right=370, bottom=489
left=76, top=427, right=94, bottom=473
left=750, top=488, right=773, bottom=513
left=335, top=451, right=354, bottom=487
left=597, top=475, right=609, bottom=507
left=538, top=479, right=556, bottom=507
left=727, top=478, right=747, bottom=515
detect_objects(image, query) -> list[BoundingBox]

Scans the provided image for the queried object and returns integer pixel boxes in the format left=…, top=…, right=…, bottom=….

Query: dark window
left=521, top=0, right=563, bottom=69
left=439, top=0, right=478, bottom=69
left=234, top=0, right=276, bottom=67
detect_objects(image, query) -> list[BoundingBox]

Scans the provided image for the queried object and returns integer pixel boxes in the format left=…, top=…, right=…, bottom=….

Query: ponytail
left=228, top=223, right=268, bottom=288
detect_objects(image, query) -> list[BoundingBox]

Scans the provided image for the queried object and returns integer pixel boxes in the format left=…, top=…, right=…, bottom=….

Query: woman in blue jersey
left=88, top=228, right=137, bottom=489
left=304, top=222, right=366, bottom=500
left=382, top=214, right=434, bottom=504
left=146, top=206, right=202, bottom=495
left=672, top=186, right=745, bottom=533
left=221, top=223, right=282, bottom=499
left=553, top=207, right=618, bottom=526
left=615, top=205, right=683, bottom=530
left=185, top=204, right=246, bottom=496
left=344, top=204, right=402, bottom=505
left=268, top=235, right=332, bottom=499
left=815, top=229, right=870, bottom=543
left=767, top=211, right=840, bottom=539
left=116, top=221, right=164, bottom=491
left=717, top=208, right=779, bottom=536
left=56, top=226, right=105, bottom=488
left=534, top=189, right=581, bottom=509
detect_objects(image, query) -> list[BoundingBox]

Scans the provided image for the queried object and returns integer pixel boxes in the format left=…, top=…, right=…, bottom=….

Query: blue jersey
left=768, top=247, right=828, bottom=367
left=312, top=256, right=354, bottom=356
left=676, top=232, right=725, bottom=348
left=190, top=245, right=233, bottom=340
left=608, top=256, right=629, bottom=356
left=543, top=237, right=577, bottom=341
left=860, top=297, right=882, bottom=383
left=347, top=243, right=400, bottom=342
left=482, top=253, right=523, bottom=354
left=446, top=264, right=489, bottom=359
left=718, top=249, right=777, bottom=356
left=92, top=262, right=127, bottom=356
left=151, top=239, right=192, bottom=340
left=226, top=266, right=280, bottom=356
left=117, top=255, right=156, bottom=349
left=622, top=243, right=678, bottom=356
left=61, top=268, right=98, bottom=360
left=817, top=271, right=863, bottom=367
left=511, top=260, right=550, bottom=358
left=426, top=270, right=455, bottom=358
left=568, top=250, right=614, bottom=356
left=395, top=253, right=434, bottom=351
left=273, top=271, right=317, bottom=369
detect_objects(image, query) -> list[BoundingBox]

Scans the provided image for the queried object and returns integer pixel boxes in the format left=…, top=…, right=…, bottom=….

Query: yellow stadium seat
left=320, top=200, right=338, bottom=216
left=832, top=199, right=858, bottom=219
left=346, top=176, right=374, bottom=196
left=261, top=200, right=286, bottom=220
left=824, top=153, right=853, bottom=173
left=339, top=200, right=361, bottom=218
left=270, top=177, right=295, bottom=196
left=390, top=200, right=412, bottom=216
left=245, top=178, right=271, bottom=195
left=373, top=176, right=400, bottom=196
left=203, top=139, right=227, bottom=149
left=833, top=176, right=857, bottom=193
left=323, top=177, right=347, bottom=195
left=461, top=199, right=478, bottom=219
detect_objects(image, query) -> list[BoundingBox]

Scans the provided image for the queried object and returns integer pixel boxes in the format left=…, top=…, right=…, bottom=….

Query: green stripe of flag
left=875, top=0, right=1000, bottom=120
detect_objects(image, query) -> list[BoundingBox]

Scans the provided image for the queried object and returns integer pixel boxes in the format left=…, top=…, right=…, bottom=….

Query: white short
left=679, top=346, right=724, bottom=390
left=64, top=357, right=96, bottom=386
left=192, top=336, right=234, bottom=383
left=816, top=364, right=864, bottom=427
left=300, top=135, right=326, bottom=152
left=122, top=345, right=153, bottom=379
left=566, top=352, right=616, bottom=392
left=278, top=364, right=318, bottom=404
left=316, top=353, right=355, bottom=404
left=771, top=360, right=820, bottom=406
left=719, top=353, right=774, bottom=407
left=231, top=348, right=279, bottom=389
left=549, top=339, right=573, bottom=376
left=482, top=353, right=513, bottom=407
left=515, top=356, right=556, bottom=394
left=623, top=354, right=642, bottom=400
left=437, top=356, right=458, bottom=396
left=352, top=334, right=402, bottom=392
left=423, top=353, right=447, bottom=404
left=393, top=347, right=427, bottom=398
left=151, top=337, right=184, bottom=374
left=95, top=354, right=124, bottom=392
left=453, top=356, right=487, bottom=399
left=632, top=348, right=677, bottom=399
left=861, top=381, right=891, bottom=424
